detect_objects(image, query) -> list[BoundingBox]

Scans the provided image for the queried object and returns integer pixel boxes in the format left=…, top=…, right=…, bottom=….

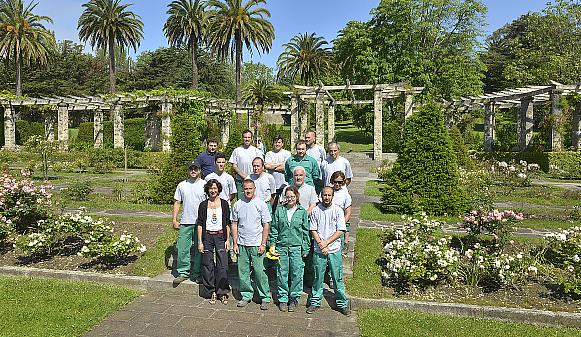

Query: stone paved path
left=83, top=152, right=377, bottom=337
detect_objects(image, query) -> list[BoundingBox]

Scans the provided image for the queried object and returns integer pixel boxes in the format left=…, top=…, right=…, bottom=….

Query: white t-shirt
left=229, top=145, right=263, bottom=180
left=173, top=179, right=207, bottom=224
left=322, top=156, right=353, bottom=187
left=332, top=186, right=352, bottom=211
left=307, top=145, right=326, bottom=178
left=205, top=171, right=237, bottom=201
left=250, top=173, right=276, bottom=203
left=309, top=203, right=346, bottom=254
left=265, top=149, right=291, bottom=190
left=286, top=205, right=298, bottom=224
left=232, top=197, right=272, bottom=246
left=206, top=206, right=223, bottom=231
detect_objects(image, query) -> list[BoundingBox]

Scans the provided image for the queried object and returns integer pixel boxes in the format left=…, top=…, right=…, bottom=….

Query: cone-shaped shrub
left=381, top=102, right=468, bottom=215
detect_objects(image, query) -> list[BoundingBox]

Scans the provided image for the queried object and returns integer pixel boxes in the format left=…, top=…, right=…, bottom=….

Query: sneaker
left=278, top=302, right=288, bottom=312
left=237, top=299, right=250, bottom=307
left=260, top=302, right=269, bottom=310
left=288, top=301, right=296, bottom=312
left=172, top=275, right=188, bottom=285
left=338, top=307, right=351, bottom=316
left=306, top=305, right=319, bottom=314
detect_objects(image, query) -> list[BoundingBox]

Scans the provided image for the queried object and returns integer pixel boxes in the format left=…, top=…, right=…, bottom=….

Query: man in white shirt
left=229, top=129, right=263, bottom=199
left=321, top=141, right=353, bottom=187
left=305, top=131, right=326, bottom=194
left=283, top=166, right=318, bottom=215
left=306, top=187, right=349, bottom=316
left=172, top=160, right=206, bottom=285
left=205, top=152, right=237, bottom=203
left=232, top=180, right=272, bottom=310
left=265, top=135, right=291, bottom=209
left=249, top=157, right=276, bottom=214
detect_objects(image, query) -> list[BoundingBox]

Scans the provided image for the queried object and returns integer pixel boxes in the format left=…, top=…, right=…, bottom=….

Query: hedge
left=15, top=120, right=44, bottom=145
left=477, top=151, right=581, bottom=179
left=75, top=118, right=145, bottom=151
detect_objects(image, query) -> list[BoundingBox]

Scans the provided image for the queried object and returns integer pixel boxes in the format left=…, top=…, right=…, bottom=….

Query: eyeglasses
left=332, top=180, right=345, bottom=185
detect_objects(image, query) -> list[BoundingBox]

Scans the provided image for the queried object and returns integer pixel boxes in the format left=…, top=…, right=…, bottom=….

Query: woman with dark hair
left=268, top=185, right=310, bottom=312
left=329, top=171, right=352, bottom=252
left=197, top=179, right=231, bottom=304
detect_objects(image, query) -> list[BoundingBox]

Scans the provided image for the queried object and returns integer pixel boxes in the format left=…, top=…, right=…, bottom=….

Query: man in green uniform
left=284, top=140, right=320, bottom=187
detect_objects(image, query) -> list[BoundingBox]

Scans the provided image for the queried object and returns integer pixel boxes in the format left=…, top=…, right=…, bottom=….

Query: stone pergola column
left=549, top=89, right=563, bottom=152
left=573, top=102, right=581, bottom=151
left=404, top=93, right=414, bottom=120
left=484, top=102, right=495, bottom=152
left=373, top=88, right=383, bottom=160
left=327, top=103, right=336, bottom=142
left=44, top=109, right=56, bottom=142
left=315, top=90, right=324, bottom=146
left=518, top=97, right=534, bottom=151
left=161, top=101, right=172, bottom=153
left=57, top=103, right=69, bottom=151
left=94, top=109, right=104, bottom=148
left=299, top=101, right=308, bottom=140
left=112, top=103, right=124, bottom=149
left=144, top=108, right=160, bottom=151
left=3, top=105, right=16, bottom=150
left=290, top=95, right=299, bottom=150
left=220, top=115, right=230, bottom=148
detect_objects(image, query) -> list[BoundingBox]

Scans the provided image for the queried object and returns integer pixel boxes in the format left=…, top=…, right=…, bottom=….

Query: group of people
left=171, top=129, right=353, bottom=316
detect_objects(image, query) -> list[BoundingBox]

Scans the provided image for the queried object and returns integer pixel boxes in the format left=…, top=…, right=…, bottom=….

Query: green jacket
left=268, top=204, right=310, bottom=252
left=284, top=155, right=320, bottom=187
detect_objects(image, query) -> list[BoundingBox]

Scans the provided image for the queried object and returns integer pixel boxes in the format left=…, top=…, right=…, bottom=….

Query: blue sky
left=36, top=0, right=549, bottom=68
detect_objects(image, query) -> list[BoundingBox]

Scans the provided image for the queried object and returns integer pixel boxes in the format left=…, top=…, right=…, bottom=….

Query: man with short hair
left=205, top=152, right=237, bottom=203
left=265, top=135, right=291, bottom=209
left=283, top=166, right=317, bottom=215
left=229, top=130, right=263, bottom=200
left=172, top=160, right=206, bottom=285
left=249, top=157, right=276, bottom=213
left=197, top=138, right=219, bottom=179
left=284, top=140, right=319, bottom=188
left=232, top=180, right=272, bottom=310
left=307, top=186, right=349, bottom=316
left=305, top=131, right=326, bottom=193
left=321, top=141, right=353, bottom=187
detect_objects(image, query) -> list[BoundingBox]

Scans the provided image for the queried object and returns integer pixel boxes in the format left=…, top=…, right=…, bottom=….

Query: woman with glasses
left=329, top=171, right=352, bottom=252
left=268, top=185, right=310, bottom=312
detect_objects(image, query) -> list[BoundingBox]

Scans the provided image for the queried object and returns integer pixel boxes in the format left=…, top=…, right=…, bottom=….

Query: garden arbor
left=287, top=82, right=424, bottom=160
left=444, top=82, right=581, bottom=152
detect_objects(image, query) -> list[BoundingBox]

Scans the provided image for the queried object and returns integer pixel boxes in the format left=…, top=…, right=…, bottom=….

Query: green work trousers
left=235, top=179, right=244, bottom=200
left=308, top=250, right=348, bottom=309
left=276, top=246, right=304, bottom=303
left=238, top=245, right=271, bottom=303
left=176, top=224, right=201, bottom=279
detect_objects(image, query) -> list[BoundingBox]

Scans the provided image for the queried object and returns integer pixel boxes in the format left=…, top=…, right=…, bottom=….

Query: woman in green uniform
left=269, top=186, right=310, bottom=312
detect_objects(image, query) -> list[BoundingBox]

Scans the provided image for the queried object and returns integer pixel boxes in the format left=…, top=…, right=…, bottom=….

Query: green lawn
left=365, top=180, right=384, bottom=197
left=358, top=308, right=581, bottom=337
left=131, top=228, right=178, bottom=277
left=335, top=120, right=373, bottom=152
left=63, top=196, right=171, bottom=213
left=0, top=276, right=140, bottom=337
left=493, top=185, right=581, bottom=207
left=359, top=203, right=461, bottom=223
left=347, top=228, right=389, bottom=298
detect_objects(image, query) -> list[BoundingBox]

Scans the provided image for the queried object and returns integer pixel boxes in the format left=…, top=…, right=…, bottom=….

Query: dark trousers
left=201, top=233, right=230, bottom=298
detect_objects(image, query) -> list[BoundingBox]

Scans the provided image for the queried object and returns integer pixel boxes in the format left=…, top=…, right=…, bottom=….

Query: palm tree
left=277, top=32, right=334, bottom=86
left=77, top=0, right=143, bottom=93
left=0, top=0, right=56, bottom=96
left=164, top=0, right=207, bottom=90
left=206, top=0, right=274, bottom=103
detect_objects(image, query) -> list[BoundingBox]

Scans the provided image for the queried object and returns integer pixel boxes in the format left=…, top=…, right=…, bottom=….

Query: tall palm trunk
left=191, top=40, right=199, bottom=89
left=108, top=35, right=116, bottom=93
left=15, top=40, right=21, bottom=96
left=235, top=29, right=242, bottom=104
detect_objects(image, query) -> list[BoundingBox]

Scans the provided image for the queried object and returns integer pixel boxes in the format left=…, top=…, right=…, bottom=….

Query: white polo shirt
left=283, top=183, right=318, bottom=210
left=205, top=171, right=237, bottom=202
left=232, top=197, right=272, bottom=246
left=332, top=186, right=352, bottom=210
left=249, top=172, right=276, bottom=203
left=173, top=178, right=207, bottom=224
left=309, top=203, right=346, bottom=254
left=322, top=156, right=353, bottom=187
left=229, top=145, right=263, bottom=180
left=265, top=149, right=291, bottom=190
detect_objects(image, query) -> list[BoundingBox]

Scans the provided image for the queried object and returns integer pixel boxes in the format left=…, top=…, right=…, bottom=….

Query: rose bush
left=545, top=227, right=581, bottom=297
left=461, top=209, right=524, bottom=246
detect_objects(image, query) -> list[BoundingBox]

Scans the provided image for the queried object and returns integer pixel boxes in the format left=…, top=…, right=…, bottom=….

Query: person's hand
left=225, top=239, right=230, bottom=252
left=198, top=242, right=204, bottom=253
left=233, top=243, right=239, bottom=255
left=172, top=219, right=180, bottom=230
left=322, top=247, right=329, bottom=256
left=258, top=244, right=265, bottom=255
left=318, top=240, right=327, bottom=251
